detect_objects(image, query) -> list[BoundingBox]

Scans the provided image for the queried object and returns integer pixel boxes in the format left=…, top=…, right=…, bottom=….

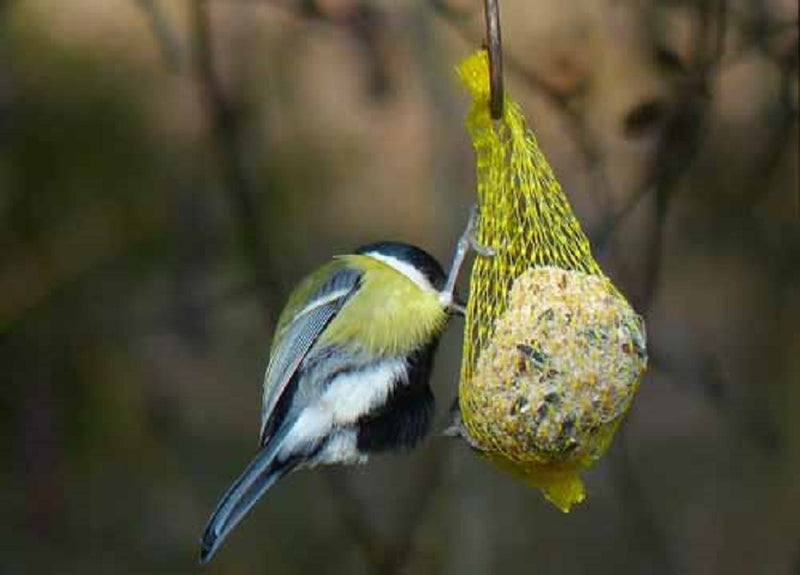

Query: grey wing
left=259, top=265, right=362, bottom=444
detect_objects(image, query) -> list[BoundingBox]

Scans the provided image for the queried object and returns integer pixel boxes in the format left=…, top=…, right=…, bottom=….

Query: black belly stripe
left=356, top=342, right=438, bottom=453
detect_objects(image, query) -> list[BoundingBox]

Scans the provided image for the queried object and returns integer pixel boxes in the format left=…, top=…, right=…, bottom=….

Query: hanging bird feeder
left=456, top=0, right=647, bottom=513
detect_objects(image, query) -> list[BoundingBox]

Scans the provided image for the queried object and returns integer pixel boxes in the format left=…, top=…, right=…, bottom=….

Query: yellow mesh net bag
left=457, top=51, right=648, bottom=512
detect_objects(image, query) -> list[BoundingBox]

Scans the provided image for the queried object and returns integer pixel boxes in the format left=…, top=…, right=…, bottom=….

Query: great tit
left=199, top=228, right=480, bottom=563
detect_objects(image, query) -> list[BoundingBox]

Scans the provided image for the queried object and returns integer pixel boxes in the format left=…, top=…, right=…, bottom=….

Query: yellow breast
left=319, top=255, right=448, bottom=356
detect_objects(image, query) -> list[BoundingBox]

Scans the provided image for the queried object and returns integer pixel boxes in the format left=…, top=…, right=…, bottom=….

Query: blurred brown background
left=1, top=0, right=798, bottom=573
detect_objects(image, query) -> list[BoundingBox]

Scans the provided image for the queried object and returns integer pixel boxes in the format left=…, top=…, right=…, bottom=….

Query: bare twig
left=610, top=426, right=677, bottom=575
left=190, top=2, right=437, bottom=569
left=211, top=0, right=394, bottom=99
left=324, top=472, right=392, bottom=570
left=606, top=5, right=730, bottom=574
left=431, top=3, right=616, bottom=223
left=189, top=0, right=276, bottom=312
left=508, top=56, right=617, bottom=215
left=635, top=0, right=729, bottom=312
left=134, top=0, right=182, bottom=71
left=325, top=445, right=448, bottom=575
left=382, top=446, right=448, bottom=575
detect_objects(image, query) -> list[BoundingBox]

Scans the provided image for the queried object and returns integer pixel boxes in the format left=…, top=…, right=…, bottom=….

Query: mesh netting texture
left=457, top=51, right=647, bottom=511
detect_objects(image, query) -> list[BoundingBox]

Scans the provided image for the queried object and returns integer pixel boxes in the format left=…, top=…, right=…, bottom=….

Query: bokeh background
left=2, top=0, right=798, bottom=573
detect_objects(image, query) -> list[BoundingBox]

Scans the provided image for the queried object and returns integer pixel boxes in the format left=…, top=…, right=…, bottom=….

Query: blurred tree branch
left=610, top=4, right=729, bottom=573
left=325, top=445, right=447, bottom=574
left=435, top=1, right=793, bottom=573
left=189, top=0, right=277, bottom=313
left=431, top=1, right=616, bottom=218
left=610, top=425, right=677, bottom=575
left=189, top=2, right=439, bottom=570
left=178, top=1, right=796, bottom=571
left=214, top=0, right=394, bottom=99
left=133, top=0, right=182, bottom=71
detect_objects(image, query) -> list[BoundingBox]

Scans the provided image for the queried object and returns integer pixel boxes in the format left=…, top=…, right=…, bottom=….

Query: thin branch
left=324, top=472, right=392, bottom=571
left=134, top=0, right=183, bottom=71
left=610, top=426, right=677, bottom=575
left=325, top=445, right=448, bottom=575
left=431, top=3, right=616, bottom=226
left=190, top=2, right=435, bottom=570
left=189, top=0, right=276, bottom=312
left=382, top=446, right=448, bottom=575
left=635, top=0, right=729, bottom=312
left=606, top=7, right=728, bottom=573
left=213, top=0, right=394, bottom=99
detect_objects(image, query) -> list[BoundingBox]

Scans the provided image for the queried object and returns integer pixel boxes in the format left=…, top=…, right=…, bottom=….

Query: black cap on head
left=356, top=241, right=446, bottom=291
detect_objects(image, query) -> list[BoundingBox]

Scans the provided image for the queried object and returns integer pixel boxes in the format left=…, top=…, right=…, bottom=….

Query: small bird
left=199, top=232, right=478, bottom=563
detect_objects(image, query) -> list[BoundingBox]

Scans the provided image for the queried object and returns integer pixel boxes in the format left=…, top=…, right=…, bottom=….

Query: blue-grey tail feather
left=199, top=434, right=291, bottom=564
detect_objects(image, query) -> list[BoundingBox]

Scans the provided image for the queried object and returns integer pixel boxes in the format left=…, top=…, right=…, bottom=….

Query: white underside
left=278, top=358, right=408, bottom=462
left=313, top=430, right=366, bottom=466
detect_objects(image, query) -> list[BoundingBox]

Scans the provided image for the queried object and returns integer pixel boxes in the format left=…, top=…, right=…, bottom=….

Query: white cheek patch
left=278, top=358, right=408, bottom=458
left=364, top=253, right=437, bottom=294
